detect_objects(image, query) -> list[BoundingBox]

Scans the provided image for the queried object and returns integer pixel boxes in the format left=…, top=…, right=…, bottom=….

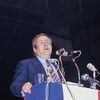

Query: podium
left=24, top=82, right=100, bottom=100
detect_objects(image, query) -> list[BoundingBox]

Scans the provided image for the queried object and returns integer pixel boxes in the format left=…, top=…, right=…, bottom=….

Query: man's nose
left=44, top=42, right=48, bottom=46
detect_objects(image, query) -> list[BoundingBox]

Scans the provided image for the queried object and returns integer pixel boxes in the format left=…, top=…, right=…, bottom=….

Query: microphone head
left=56, top=48, right=68, bottom=56
left=71, top=50, right=81, bottom=53
left=56, top=48, right=64, bottom=55
left=81, top=74, right=89, bottom=81
left=87, top=63, right=97, bottom=72
left=62, top=52, right=68, bottom=56
left=50, top=58, right=58, bottom=63
left=50, top=58, right=59, bottom=66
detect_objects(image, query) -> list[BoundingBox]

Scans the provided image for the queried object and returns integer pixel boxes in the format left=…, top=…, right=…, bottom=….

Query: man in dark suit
left=10, top=33, right=64, bottom=98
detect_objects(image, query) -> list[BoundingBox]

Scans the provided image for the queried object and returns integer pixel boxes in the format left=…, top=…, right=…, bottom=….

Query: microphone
left=81, top=74, right=99, bottom=83
left=81, top=74, right=99, bottom=89
left=71, top=50, right=81, bottom=54
left=87, top=63, right=100, bottom=74
left=87, top=63, right=100, bottom=79
left=56, top=48, right=81, bottom=56
left=87, top=63, right=98, bottom=72
left=81, top=74, right=91, bottom=81
left=50, top=58, right=58, bottom=63
left=56, top=48, right=68, bottom=56
left=50, top=58, right=60, bottom=70
left=68, top=50, right=81, bottom=57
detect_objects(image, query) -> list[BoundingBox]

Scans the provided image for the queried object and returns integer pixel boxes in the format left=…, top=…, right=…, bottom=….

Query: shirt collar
left=37, top=56, right=47, bottom=64
left=37, top=56, right=52, bottom=65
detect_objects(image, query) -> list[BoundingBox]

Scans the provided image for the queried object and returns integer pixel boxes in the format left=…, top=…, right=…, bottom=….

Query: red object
left=98, top=90, right=100, bottom=100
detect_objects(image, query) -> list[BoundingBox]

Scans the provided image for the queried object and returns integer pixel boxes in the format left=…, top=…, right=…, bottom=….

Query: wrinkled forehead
left=32, top=35, right=52, bottom=48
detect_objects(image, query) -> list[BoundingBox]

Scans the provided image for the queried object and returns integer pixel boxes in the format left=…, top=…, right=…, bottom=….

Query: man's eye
left=39, top=41, right=44, bottom=45
left=41, top=41, right=44, bottom=44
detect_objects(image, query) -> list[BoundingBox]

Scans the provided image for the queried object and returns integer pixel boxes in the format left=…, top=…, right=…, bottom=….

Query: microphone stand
left=59, top=55, right=65, bottom=77
left=71, top=51, right=81, bottom=86
left=57, top=55, right=76, bottom=100
left=93, top=71, right=96, bottom=79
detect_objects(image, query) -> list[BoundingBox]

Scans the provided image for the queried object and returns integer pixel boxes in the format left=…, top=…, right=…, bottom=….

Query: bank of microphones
left=56, top=48, right=100, bottom=89
left=56, top=48, right=81, bottom=57
left=81, top=63, right=100, bottom=89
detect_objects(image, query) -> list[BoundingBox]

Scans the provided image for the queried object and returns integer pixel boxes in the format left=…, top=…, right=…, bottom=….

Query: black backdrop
left=0, top=0, right=100, bottom=100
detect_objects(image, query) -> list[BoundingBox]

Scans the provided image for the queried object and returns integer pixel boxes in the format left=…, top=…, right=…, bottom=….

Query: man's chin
left=44, top=53, right=51, bottom=58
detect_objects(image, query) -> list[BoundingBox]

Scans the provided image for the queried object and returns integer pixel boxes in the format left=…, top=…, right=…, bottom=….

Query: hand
left=22, top=82, right=32, bottom=94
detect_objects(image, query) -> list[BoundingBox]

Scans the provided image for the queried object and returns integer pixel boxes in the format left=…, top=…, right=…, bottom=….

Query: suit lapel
left=31, top=57, right=47, bottom=76
left=31, top=57, right=63, bottom=82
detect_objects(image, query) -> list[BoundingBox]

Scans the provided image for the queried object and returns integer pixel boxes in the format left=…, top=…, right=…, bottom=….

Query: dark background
left=0, top=0, right=100, bottom=100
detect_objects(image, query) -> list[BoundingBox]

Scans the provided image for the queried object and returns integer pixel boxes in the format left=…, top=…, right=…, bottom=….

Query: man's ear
left=33, top=47, right=37, bottom=53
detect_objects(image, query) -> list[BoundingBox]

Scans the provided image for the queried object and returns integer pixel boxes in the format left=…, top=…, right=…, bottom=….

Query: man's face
left=33, top=36, right=52, bottom=59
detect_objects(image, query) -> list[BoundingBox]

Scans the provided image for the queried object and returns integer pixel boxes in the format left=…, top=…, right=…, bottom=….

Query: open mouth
left=44, top=48, right=49, bottom=50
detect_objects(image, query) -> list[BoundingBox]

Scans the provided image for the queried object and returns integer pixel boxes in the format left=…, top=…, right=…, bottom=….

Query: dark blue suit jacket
left=10, top=57, right=63, bottom=98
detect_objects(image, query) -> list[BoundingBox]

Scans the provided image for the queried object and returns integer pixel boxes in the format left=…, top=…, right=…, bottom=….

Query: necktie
left=46, top=60, right=60, bottom=82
